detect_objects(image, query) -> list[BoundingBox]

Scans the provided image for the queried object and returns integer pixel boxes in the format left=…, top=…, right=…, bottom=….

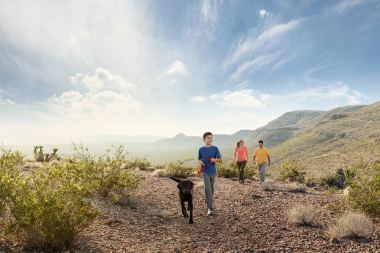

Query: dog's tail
left=169, top=177, right=182, bottom=183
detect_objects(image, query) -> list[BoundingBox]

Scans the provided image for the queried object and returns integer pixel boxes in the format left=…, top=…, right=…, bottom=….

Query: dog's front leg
left=181, top=200, right=188, bottom=218
left=188, top=198, right=194, bottom=224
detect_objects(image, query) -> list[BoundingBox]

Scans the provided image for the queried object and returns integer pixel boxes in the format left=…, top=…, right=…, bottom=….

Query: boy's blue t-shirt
left=198, top=145, right=221, bottom=175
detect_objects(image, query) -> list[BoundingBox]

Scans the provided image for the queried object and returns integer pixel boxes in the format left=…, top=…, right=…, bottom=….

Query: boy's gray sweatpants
left=203, top=173, right=216, bottom=210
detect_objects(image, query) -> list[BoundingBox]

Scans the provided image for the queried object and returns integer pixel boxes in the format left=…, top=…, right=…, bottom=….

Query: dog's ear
left=170, top=177, right=182, bottom=183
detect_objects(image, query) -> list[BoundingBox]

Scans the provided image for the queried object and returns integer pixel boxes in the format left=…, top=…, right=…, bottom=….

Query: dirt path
left=72, top=171, right=379, bottom=253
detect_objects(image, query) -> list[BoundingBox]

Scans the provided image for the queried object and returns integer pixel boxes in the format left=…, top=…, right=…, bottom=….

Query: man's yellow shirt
left=254, top=147, right=270, bottom=165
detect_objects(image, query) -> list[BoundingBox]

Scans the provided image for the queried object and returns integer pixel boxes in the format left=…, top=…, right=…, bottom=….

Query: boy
left=198, top=132, right=222, bottom=216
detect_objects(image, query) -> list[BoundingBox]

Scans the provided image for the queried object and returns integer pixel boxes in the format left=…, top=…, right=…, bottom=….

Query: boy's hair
left=258, top=140, right=264, bottom=144
left=203, top=132, right=213, bottom=140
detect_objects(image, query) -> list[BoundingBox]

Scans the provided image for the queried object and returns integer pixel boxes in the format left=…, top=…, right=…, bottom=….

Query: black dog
left=170, top=177, right=194, bottom=224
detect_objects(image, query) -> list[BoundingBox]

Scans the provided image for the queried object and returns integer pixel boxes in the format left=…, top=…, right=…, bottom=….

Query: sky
left=0, top=0, right=379, bottom=143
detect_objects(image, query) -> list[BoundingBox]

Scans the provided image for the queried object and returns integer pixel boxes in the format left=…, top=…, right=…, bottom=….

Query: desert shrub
left=260, top=181, right=275, bottom=191
left=320, top=169, right=347, bottom=189
left=327, top=198, right=349, bottom=213
left=244, top=162, right=257, bottom=179
left=280, top=159, right=306, bottom=183
left=329, top=212, right=373, bottom=240
left=70, top=144, right=140, bottom=202
left=320, top=174, right=338, bottom=187
left=94, top=146, right=140, bottom=199
left=217, top=163, right=238, bottom=178
left=286, top=183, right=307, bottom=193
left=305, top=177, right=318, bottom=187
left=7, top=164, right=98, bottom=251
left=165, top=159, right=194, bottom=178
left=348, top=161, right=380, bottom=216
left=154, top=164, right=165, bottom=171
left=128, top=157, right=152, bottom=170
left=287, top=204, right=316, bottom=226
left=0, top=149, right=24, bottom=214
left=344, top=167, right=358, bottom=185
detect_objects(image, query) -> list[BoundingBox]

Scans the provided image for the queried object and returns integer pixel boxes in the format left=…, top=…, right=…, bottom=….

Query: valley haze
left=2, top=101, right=378, bottom=170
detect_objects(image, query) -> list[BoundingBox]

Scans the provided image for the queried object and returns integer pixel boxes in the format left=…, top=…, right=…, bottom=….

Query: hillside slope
left=270, top=102, right=380, bottom=176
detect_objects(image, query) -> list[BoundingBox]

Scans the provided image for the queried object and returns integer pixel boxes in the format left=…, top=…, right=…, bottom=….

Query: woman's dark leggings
left=236, top=161, right=247, bottom=182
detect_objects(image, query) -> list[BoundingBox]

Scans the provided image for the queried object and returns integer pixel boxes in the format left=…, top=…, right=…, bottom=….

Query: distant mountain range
left=3, top=101, right=380, bottom=174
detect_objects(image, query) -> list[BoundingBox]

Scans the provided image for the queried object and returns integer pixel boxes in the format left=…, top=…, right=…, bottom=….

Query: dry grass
left=151, top=169, right=167, bottom=177
left=287, top=204, right=316, bottom=226
left=286, top=183, right=307, bottom=193
left=329, top=212, right=373, bottom=240
left=260, top=181, right=276, bottom=191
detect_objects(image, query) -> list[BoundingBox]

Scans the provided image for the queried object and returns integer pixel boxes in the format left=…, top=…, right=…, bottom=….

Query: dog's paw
left=189, top=220, right=194, bottom=224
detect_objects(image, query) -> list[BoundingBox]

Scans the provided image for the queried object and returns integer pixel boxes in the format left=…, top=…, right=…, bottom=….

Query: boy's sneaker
left=207, top=209, right=214, bottom=216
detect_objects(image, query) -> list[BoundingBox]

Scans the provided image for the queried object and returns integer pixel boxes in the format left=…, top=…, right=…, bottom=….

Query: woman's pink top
left=235, top=146, right=248, bottom=162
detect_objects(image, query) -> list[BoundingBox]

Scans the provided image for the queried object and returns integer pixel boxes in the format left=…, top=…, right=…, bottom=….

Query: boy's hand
left=197, top=171, right=203, bottom=177
left=210, top=158, right=216, bottom=163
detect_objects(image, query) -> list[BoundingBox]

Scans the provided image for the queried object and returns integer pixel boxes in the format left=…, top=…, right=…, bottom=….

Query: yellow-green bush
left=0, top=149, right=98, bottom=251
left=217, top=162, right=238, bottom=178
left=245, top=162, right=257, bottom=179
left=1, top=145, right=141, bottom=250
left=166, top=159, right=194, bottom=178
left=128, top=157, right=152, bottom=170
left=0, top=149, right=24, bottom=214
left=8, top=165, right=98, bottom=251
left=71, top=144, right=140, bottom=201
left=348, top=160, right=380, bottom=217
left=279, top=159, right=306, bottom=183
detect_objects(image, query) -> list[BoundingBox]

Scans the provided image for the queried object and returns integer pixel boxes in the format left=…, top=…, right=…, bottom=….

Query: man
left=253, top=140, right=270, bottom=183
left=198, top=132, right=222, bottom=216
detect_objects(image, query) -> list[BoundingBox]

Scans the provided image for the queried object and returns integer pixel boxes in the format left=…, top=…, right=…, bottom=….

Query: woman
left=234, top=139, right=248, bottom=183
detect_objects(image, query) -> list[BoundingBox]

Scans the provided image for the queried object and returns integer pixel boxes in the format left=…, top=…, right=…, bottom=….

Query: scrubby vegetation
left=286, top=183, right=307, bottom=193
left=279, top=159, right=306, bottom=183
left=217, top=161, right=257, bottom=179
left=329, top=212, right=373, bottom=240
left=127, top=157, right=152, bottom=170
left=348, top=160, right=380, bottom=217
left=287, top=204, right=316, bottom=226
left=260, top=181, right=276, bottom=191
left=217, top=162, right=238, bottom=178
left=165, top=159, right=195, bottom=178
left=0, top=145, right=141, bottom=251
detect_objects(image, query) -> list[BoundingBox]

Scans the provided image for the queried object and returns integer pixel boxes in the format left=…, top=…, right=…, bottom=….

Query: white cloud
left=0, top=96, right=15, bottom=106
left=192, top=89, right=270, bottom=108
left=202, top=0, right=219, bottom=24
left=0, top=89, right=15, bottom=105
left=48, top=68, right=138, bottom=126
left=230, top=52, right=281, bottom=81
left=70, top=68, right=133, bottom=92
left=190, top=96, right=207, bottom=102
left=329, top=0, right=366, bottom=15
left=165, top=60, right=188, bottom=75
left=259, top=9, right=271, bottom=18
left=229, top=20, right=300, bottom=64
left=289, top=81, right=366, bottom=105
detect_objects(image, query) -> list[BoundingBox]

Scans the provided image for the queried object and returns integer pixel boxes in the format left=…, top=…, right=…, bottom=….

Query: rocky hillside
left=270, top=102, right=380, bottom=176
